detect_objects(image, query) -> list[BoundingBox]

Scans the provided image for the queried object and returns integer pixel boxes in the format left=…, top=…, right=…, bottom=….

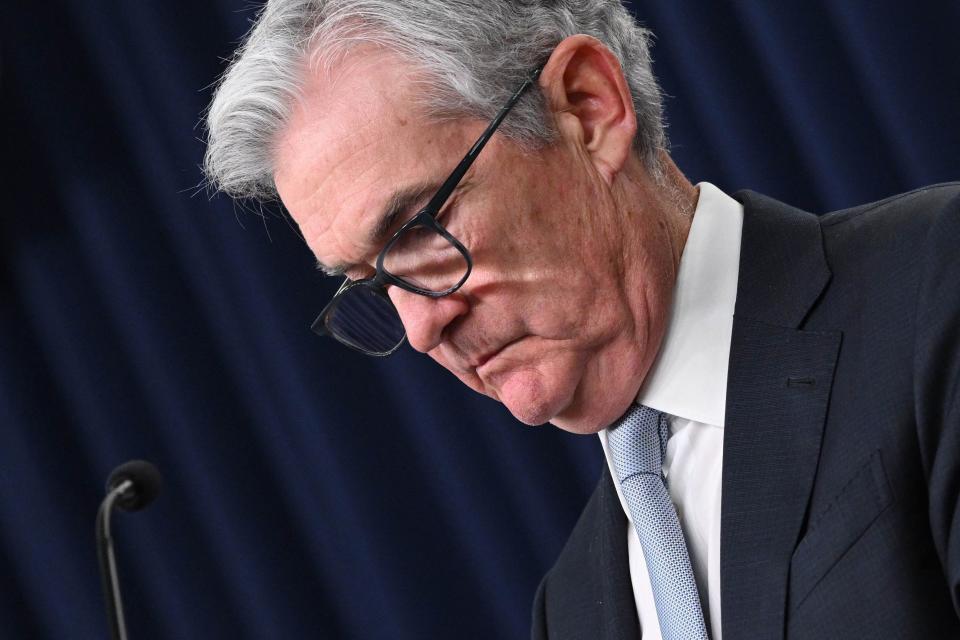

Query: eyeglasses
left=311, top=68, right=542, bottom=356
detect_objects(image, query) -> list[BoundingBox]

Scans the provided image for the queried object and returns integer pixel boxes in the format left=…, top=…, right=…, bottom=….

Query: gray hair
left=204, top=0, right=667, bottom=200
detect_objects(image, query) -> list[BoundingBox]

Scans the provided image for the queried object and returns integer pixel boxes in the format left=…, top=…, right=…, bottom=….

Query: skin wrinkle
left=280, top=55, right=422, bottom=271
left=297, top=146, right=426, bottom=276
left=318, top=180, right=455, bottom=276
left=275, top=40, right=696, bottom=433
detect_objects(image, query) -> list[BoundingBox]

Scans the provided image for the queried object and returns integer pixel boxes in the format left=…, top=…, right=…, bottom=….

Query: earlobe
left=539, top=35, right=637, bottom=183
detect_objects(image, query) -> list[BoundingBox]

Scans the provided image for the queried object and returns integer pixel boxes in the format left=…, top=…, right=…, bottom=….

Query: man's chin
left=494, top=366, right=576, bottom=427
left=498, top=371, right=622, bottom=435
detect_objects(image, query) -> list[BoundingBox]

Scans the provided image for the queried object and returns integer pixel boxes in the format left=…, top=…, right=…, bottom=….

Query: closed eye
left=433, top=193, right=463, bottom=228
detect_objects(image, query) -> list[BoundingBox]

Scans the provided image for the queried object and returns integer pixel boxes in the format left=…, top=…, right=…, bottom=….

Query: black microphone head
left=106, top=460, right=162, bottom=512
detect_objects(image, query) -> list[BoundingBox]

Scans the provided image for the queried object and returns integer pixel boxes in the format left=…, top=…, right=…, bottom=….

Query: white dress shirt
left=598, top=182, right=744, bottom=640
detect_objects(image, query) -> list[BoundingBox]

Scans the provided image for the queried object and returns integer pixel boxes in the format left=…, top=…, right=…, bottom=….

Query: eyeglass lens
left=325, top=283, right=406, bottom=354
left=382, top=223, right=470, bottom=293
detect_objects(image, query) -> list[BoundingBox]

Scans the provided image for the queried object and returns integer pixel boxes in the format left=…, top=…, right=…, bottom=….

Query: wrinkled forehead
left=272, top=51, right=471, bottom=266
left=273, top=51, right=413, bottom=210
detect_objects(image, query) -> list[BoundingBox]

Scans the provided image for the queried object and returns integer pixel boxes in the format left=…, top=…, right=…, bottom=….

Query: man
left=204, top=1, right=960, bottom=637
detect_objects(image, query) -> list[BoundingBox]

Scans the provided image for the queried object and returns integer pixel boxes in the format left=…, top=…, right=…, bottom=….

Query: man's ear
left=539, top=35, right=637, bottom=184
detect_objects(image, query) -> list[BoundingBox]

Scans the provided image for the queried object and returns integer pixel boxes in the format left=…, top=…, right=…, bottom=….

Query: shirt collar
left=634, top=181, right=743, bottom=427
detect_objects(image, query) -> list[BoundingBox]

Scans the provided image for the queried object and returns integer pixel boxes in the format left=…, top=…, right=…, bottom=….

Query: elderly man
left=204, top=1, right=960, bottom=638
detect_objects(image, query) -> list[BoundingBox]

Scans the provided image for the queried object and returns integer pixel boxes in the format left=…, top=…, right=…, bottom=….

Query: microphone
left=96, top=460, right=162, bottom=640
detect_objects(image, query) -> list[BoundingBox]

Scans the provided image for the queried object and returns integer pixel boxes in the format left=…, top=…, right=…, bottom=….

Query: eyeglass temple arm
left=423, top=67, right=544, bottom=213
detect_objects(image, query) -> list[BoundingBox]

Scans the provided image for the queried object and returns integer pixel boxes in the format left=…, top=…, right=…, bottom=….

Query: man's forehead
left=274, top=54, right=483, bottom=272
left=274, top=62, right=414, bottom=220
left=276, top=62, right=407, bottom=181
left=311, top=178, right=446, bottom=275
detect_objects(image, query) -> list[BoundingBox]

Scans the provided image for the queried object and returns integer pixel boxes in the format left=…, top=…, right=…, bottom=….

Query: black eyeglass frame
left=312, top=67, right=543, bottom=355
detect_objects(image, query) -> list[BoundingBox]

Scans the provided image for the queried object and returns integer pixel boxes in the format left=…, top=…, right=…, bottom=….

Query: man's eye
left=435, top=199, right=460, bottom=227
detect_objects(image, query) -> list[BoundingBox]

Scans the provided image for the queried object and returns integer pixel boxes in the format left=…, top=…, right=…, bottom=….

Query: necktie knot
left=607, top=403, right=669, bottom=482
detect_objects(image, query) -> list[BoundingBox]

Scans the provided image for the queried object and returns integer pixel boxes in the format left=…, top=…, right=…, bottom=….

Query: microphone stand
left=96, top=479, right=133, bottom=640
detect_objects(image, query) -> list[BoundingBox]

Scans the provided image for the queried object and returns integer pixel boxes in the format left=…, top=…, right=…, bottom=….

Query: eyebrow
left=368, top=181, right=441, bottom=246
left=314, top=179, right=448, bottom=276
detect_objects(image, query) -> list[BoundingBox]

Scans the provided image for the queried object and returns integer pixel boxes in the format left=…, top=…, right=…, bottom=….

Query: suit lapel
left=720, top=192, right=841, bottom=639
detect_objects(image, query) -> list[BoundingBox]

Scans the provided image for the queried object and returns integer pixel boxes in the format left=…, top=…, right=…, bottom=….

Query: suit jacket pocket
left=787, top=449, right=893, bottom=612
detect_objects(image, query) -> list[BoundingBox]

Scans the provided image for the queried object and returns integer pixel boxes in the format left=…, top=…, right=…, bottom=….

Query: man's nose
left=388, top=286, right=469, bottom=353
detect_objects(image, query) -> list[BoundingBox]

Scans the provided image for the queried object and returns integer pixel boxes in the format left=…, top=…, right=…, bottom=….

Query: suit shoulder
left=816, top=183, right=960, bottom=277
left=803, top=183, right=958, bottom=348
left=820, top=182, right=960, bottom=231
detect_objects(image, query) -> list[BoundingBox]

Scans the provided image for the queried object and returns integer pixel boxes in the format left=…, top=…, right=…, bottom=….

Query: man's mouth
left=472, top=349, right=499, bottom=369
left=471, top=337, right=523, bottom=370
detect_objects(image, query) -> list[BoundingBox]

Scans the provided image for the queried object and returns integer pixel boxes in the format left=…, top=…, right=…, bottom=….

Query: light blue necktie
left=608, top=404, right=710, bottom=640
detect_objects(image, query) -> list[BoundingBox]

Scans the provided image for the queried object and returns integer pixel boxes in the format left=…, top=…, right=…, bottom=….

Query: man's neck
left=615, top=151, right=698, bottom=282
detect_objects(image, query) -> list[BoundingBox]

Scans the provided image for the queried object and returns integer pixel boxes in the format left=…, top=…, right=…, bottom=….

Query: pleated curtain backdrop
left=2, top=1, right=958, bottom=638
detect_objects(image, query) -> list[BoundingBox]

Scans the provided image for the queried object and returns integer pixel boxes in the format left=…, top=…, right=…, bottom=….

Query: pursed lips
left=470, top=336, right=525, bottom=371
left=471, top=347, right=499, bottom=369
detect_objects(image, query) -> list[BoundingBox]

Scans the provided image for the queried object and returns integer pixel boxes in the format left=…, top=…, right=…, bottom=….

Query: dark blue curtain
left=2, top=2, right=957, bottom=638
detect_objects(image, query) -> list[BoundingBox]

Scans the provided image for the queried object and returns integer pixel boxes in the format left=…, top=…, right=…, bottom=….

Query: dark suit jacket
left=532, top=184, right=960, bottom=639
